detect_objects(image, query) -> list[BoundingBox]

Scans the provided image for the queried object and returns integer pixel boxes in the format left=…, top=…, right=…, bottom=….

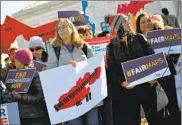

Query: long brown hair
left=52, top=18, right=84, bottom=48
left=136, top=12, right=149, bottom=34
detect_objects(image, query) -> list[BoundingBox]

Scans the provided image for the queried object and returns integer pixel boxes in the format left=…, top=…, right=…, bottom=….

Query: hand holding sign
left=121, top=81, right=135, bottom=89
left=147, top=28, right=181, bottom=54
left=122, top=53, right=171, bottom=87
left=5, top=68, right=36, bottom=93
left=68, top=60, right=76, bottom=67
left=11, top=91, right=22, bottom=100
left=148, top=79, right=157, bottom=85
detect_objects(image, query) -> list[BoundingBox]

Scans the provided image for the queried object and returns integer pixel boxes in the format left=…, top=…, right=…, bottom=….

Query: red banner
left=117, top=1, right=153, bottom=16
left=1, top=16, right=114, bottom=54
left=1, top=16, right=57, bottom=53
left=84, top=36, right=110, bottom=45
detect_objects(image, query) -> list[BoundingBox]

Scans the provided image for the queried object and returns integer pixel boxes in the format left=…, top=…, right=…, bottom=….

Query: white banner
left=39, top=53, right=107, bottom=124
left=175, top=54, right=181, bottom=75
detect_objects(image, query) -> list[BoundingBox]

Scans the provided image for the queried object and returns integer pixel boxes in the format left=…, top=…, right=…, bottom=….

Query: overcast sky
left=1, top=1, right=37, bottom=24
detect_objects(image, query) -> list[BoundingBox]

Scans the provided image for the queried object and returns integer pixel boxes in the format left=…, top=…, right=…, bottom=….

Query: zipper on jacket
left=56, top=60, right=59, bottom=67
left=70, top=52, right=74, bottom=61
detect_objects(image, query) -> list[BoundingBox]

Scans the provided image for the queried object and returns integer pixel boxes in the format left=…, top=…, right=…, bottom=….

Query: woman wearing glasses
left=47, top=18, right=99, bottom=125
left=28, top=36, right=50, bottom=124
left=28, top=36, right=48, bottom=63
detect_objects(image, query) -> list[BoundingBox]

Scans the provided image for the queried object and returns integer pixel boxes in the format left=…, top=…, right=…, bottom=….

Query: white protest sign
left=85, top=36, right=110, bottom=54
left=0, top=105, right=9, bottom=125
left=175, top=54, right=181, bottom=75
left=39, top=53, right=107, bottom=124
left=90, top=42, right=108, bottom=54
left=175, top=75, right=181, bottom=109
left=0, top=102, right=20, bottom=125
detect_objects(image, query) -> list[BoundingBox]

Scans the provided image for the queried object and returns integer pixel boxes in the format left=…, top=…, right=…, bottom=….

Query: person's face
left=14, top=59, right=24, bottom=69
left=29, top=46, right=43, bottom=59
left=80, top=31, right=93, bottom=39
left=84, top=31, right=93, bottom=39
left=9, top=49, right=17, bottom=60
left=57, top=20, right=72, bottom=39
left=122, top=17, right=132, bottom=32
left=140, top=15, right=153, bottom=33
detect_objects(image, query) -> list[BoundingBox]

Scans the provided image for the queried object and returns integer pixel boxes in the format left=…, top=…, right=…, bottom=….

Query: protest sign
left=175, top=75, right=181, bottom=108
left=85, top=36, right=110, bottom=54
left=122, top=53, right=171, bottom=86
left=146, top=28, right=181, bottom=54
left=39, top=53, right=107, bottom=124
left=33, top=60, right=47, bottom=71
left=58, top=10, right=88, bottom=27
left=175, top=54, right=181, bottom=75
left=4, top=68, right=36, bottom=93
left=0, top=102, right=20, bottom=125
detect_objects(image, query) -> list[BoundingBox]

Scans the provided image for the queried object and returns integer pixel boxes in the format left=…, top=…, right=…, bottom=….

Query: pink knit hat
left=15, top=49, right=33, bottom=65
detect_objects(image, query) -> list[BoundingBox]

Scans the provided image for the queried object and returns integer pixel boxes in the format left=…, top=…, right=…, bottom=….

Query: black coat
left=0, top=81, right=14, bottom=104
left=14, top=71, right=46, bottom=118
left=106, top=33, right=155, bottom=99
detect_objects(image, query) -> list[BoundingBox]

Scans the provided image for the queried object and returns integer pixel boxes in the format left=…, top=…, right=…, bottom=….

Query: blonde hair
left=150, top=14, right=165, bottom=29
left=164, top=25, right=173, bottom=29
left=52, top=18, right=84, bottom=48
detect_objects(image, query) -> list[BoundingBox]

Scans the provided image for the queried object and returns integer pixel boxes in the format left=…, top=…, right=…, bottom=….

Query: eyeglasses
left=57, top=25, right=68, bottom=30
left=29, top=47, right=42, bottom=52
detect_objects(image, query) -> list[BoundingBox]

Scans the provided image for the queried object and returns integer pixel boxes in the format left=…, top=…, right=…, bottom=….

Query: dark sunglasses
left=29, top=47, right=42, bottom=52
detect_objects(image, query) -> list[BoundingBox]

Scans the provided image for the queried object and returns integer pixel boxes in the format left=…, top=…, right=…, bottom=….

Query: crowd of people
left=0, top=7, right=181, bottom=125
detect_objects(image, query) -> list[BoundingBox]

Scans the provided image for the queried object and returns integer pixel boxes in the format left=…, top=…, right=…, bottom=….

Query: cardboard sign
left=39, top=53, right=107, bottom=124
left=58, top=10, right=88, bottom=27
left=33, top=60, right=47, bottom=71
left=0, top=102, right=20, bottom=125
left=5, top=68, right=36, bottom=93
left=122, top=53, right=171, bottom=86
left=147, top=28, right=181, bottom=54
